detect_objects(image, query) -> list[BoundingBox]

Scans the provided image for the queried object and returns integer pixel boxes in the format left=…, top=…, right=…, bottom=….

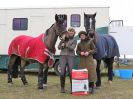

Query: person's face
left=68, top=31, right=75, bottom=37
left=80, top=34, right=86, bottom=40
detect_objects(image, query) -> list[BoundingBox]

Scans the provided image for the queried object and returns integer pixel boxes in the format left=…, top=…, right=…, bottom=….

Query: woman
left=76, top=31, right=97, bottom=93
left=58, top=27, right=77, bottom=93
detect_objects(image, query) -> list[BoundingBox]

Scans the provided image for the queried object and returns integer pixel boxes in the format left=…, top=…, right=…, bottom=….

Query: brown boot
left=60, top=76, right=65, bottom=93
left=89, top=82, right=95, bottom=94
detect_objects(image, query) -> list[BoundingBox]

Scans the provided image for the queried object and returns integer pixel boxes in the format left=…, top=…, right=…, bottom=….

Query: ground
left=0, top=70, right=133, bottom=99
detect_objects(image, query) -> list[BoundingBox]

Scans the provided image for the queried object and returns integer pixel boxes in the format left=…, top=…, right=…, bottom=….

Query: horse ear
left=64, top=15, right=67, bottom=20
left=84, top=12, right=87, bottom=20
left=55, top=14, right=58, bottom=21
left=93, top=12, right=97, bottom=17
left=84, top=12, right=87, bottom=17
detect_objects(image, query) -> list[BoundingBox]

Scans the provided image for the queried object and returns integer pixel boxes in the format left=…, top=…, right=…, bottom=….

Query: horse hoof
left=8, top=83, right=13, bottom=87
left=24, top=83, right=28, bottom=86
left=108, top=80, right=113, bottom=84
left=43, top=84, right=47, bottom=87
left=38, top=86, right=43, bottom=90
left=38, top=88, right=44, bottom=92
left=39, top=89, right=44, bottom=92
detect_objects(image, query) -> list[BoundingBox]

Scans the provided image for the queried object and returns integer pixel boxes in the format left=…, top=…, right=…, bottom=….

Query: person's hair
left=78, top=31, right=87, bottom=38
left=68, top=27, right=76, bottom=34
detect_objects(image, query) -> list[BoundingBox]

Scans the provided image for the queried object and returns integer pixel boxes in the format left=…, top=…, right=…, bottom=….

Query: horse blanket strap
left=44, top=49, right=54, bottom=60
left=8, top=33, right=55, bottom=67
left=44, top=49, right=55, bottom=68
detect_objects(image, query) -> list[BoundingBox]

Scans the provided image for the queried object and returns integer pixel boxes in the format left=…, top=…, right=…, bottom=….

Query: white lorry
left=0, top=7, right=109, bottom=75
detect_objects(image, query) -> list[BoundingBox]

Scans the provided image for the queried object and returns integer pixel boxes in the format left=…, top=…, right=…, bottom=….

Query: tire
left=54, top=61, right=69, bottom=76
left=0, top=69, right=7, bottom=72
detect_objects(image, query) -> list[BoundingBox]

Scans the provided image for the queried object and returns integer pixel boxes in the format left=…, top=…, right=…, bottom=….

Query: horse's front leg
left=96, top=60, right=102, bottom=88
left=7, top=55, right=17, bottom=85
left=38, top=63, right=44, bottom=89
left=20, top=59, right=28, bottom=85
left=43, top=63, right=49, bottom=87
left=105, top=57, right=114, bottom=83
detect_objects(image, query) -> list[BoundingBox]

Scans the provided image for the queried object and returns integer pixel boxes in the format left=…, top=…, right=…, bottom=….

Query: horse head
left=84, top=12, right=97, bottom=39
left=44, top=14, right=67, bottom=51
left=55, top=14, right=67, bottom=40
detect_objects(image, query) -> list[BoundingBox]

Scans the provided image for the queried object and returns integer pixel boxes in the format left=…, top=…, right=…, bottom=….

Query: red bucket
left=72, top=69, right=89, bottom=96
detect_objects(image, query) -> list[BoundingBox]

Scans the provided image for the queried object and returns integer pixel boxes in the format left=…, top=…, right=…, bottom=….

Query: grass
left=0, top=71, right=133, bottom=99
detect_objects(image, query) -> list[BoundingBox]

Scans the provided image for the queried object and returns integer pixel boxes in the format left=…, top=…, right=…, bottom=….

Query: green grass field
left=0, top=71, right=133, bottom=99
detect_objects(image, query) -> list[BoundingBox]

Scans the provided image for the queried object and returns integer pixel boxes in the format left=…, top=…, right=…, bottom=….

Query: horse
left=7, top=14, right=67, bottom=89
left=84, top=13, right=120, bottom=88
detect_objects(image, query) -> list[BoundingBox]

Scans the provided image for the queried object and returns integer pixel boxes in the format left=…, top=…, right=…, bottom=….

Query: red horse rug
left=8, top=33, right=55, bottom=67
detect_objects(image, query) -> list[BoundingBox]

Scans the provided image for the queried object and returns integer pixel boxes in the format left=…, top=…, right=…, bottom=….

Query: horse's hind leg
left=7, top=55, right=17, bottom=85
left=104, top=57, right=114, bottom=83
left=43, top=63, right=49, bottom=87
left=96, top=60, right=102, bottom=88
left=20, top=59, right=28, bottom=85
left=38, top=63, right=44, bottom=89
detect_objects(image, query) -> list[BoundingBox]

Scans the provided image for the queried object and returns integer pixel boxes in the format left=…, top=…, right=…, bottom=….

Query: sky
left=0, top=0, right=133, bottom=26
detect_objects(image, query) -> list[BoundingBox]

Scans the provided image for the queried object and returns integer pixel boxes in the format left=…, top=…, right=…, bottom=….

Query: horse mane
left=93, top=31, right=98, bottom=44
left=45, top=24, right=55, bottom=36
left=45, top=29, right=49, bottom=36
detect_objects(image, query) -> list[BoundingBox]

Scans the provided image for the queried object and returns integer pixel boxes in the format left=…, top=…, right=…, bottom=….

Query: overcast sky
left=0, top=0, right=133, bottom=26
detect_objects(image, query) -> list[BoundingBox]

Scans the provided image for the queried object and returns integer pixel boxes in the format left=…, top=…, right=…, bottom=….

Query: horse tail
left=12, top=56, right=21, bottom=78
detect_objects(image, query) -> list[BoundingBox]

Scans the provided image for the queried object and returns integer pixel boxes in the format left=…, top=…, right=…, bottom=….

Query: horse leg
left=105, top=57, right=114, bottom=83
left=96, top=60, right=102, bottom=88
left=20, top=59, right=28, bottom=85
left=7, top=55, right=17, bottom=85
left=38, top=63, right=44, bottom=89
left=43, top=63, right=49, bottom=87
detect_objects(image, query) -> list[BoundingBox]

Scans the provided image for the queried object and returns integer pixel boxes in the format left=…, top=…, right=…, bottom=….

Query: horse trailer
left=0, top=7, right=109, bottom=75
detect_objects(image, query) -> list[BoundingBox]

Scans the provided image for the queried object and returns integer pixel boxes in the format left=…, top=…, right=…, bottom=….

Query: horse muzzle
left=59, top=31, right=67, bottom=40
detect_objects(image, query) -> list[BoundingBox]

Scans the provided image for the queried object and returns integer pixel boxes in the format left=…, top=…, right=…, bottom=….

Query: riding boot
left=38, top=76, right=43, bottom=89
left=7, top=70, right=13, bottom=84
left=69, top=74, right=72, bottom=94
left=60, top=76, right=65, bottom=93
left=89, top=82, right=94, bottom=94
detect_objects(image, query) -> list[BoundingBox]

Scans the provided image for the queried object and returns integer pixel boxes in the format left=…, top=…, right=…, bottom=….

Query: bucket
left=72, top=69, right=89, bottom=96
left=119, top=69, right=133, bottom=79
left=113, top=69, right=120, bottom=77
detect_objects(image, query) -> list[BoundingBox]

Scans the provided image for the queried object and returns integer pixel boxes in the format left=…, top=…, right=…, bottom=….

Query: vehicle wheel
left=54, top=61, right=69, bottom=76
left=0, top=69, right=7, bottom=72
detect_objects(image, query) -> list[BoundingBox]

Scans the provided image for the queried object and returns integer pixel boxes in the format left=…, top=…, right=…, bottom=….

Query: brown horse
left=7, top=14, right=67, bottom=89
left=84, top=13, right=120, bottom=88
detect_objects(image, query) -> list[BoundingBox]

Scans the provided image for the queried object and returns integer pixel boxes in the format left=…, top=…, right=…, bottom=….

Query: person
left=76, top=31, right=97, bottom=93
left=58, top=27, right=77, bottom=93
